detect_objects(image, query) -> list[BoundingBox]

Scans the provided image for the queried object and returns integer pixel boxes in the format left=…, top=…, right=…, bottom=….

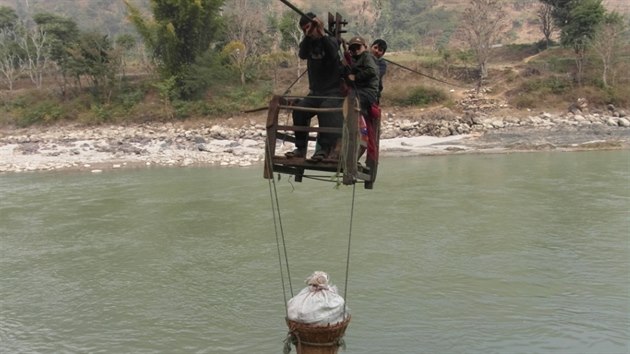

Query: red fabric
left=343, top=51, right=353, bottom=66
left=366, top=103, right=381, bottom=160
left=369, top=102, right=381, bottom=120
left=359, top=115, right=368, bottom=147
left=340, top=79, right=350, bottom=97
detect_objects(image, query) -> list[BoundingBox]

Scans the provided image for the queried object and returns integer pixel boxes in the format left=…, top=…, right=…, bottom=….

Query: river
left=1, top=150, right=628, bottom=353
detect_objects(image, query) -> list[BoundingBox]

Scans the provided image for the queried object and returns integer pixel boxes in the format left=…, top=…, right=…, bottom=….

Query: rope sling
left=266, top=137, right=357, bottom=316
left=266, top=5, right=365, bottom=352
left=268, top=173, right=356, bottom=354
left=265, top=98, right=359, bottom=353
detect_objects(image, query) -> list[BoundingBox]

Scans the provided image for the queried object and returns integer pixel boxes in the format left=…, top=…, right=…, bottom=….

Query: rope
left=282, top=70, right=308, bottom=96
left=269, top=85, right=359, bottom=351
left=384, top=58, right=469, bottom=88
left=343, top=183, right=356, bottom=316
left=268, top=178, right=290, bottom=316
left=267, top=136, right=294, bottom=317
left=268, top=159, right=358, bottom=323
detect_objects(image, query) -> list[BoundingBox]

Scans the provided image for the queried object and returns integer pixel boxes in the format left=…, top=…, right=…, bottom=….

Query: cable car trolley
left=263, top=89, right=380, bottom=189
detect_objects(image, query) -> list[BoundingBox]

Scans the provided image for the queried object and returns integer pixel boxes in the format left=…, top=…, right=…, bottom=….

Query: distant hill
left=604, top=0, right=630, bottom=12
left=0, top=0, right=146, bottom=36
left=0, top=0, right=627, bottom=46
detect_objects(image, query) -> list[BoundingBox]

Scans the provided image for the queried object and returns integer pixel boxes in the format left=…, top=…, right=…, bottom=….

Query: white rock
left=606, top=118, right=619, bottom=126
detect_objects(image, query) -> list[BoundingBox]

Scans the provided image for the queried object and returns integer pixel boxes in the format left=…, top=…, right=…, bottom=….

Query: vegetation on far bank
left=0, top=0, right=629, bottom=129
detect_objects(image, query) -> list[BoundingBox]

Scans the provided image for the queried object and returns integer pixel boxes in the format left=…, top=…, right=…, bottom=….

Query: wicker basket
left=285, top=315, right=351, bottom=354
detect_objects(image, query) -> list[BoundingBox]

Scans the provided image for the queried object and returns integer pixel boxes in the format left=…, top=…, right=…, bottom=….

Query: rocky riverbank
left=1, top=106, right=628, bottom=173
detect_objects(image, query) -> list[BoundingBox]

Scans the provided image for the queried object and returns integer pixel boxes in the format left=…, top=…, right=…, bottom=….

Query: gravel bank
left=1, top=109, right=628, bottom=173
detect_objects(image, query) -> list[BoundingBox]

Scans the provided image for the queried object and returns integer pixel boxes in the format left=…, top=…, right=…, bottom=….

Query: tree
left=277, top=11, right=302, bottom=76
left=540, top=0, right=605, bottom=83
left=350, top=0, right=383, bottom=39
left=539, top=0, right=573, bottom=28
left=278, top=11, right=301, bottom=53
left=221, top=0, right=269, bottom=85
left=458, top=0, right=509, bottom=82
left=32, top=12, right=80, bottom=95
left=125, top=0, right=224, bottom=99
left=0, top=27, right=25, bottom=90
left=590, top=11, right=628, bottom=87
left=115, top=33, right=136, bottom=78
left=561, top=0, right=605, bottom=83
left=0, top=6, right=18, bottom=30
left=66, top=32, right=118, bottom=97
left=376, top=0, right=434, bottom=49
left=537, top=2, right=556, bottom=49
left=17, top=25, right=50, bottom=88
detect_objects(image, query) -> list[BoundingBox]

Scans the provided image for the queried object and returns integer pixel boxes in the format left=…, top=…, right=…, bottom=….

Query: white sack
left=287, top=271, right=348, bottom=325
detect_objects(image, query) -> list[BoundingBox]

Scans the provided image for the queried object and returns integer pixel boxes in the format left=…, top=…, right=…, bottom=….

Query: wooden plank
left=356, top=170, right=372, bottom=182
left=264, top=96, right=281, bottom=179
left=275, top=132, right=296, bottom=144
left=279, top=105, right=343, bottom=113
left=272, top=157, right=341, bottom=172
left=276, top=125, right=343, bottom=134
left=276, top=132, right=323, bottom=144
left=264, top=92, right=379, bottom=188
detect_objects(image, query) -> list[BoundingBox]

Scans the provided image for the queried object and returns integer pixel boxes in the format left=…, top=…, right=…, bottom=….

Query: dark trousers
left=292, top=95, right=343, bottom=150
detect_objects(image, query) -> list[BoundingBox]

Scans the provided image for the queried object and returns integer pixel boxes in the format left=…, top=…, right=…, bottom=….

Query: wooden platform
left=263, top=92, right=379, bottom=189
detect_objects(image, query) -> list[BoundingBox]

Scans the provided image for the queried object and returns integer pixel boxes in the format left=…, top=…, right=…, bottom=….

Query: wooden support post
left=264, top=96, right=281, bottom=179
left=343, top=91, right=359, bottom=186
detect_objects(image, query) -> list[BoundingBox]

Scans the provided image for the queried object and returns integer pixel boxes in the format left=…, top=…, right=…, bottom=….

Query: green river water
left=1, top=150, right=628, bottom=353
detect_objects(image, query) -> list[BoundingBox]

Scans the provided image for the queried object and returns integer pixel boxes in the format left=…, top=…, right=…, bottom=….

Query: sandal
left=328, top=141, right=342, bottom=160
left=308, top=150, right=327, bottom=162
left=285, top=148, right=306, bottom=158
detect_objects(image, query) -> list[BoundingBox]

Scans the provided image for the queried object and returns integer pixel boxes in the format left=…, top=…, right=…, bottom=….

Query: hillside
left=0, top=0, right=628, bottom=127
left=0, top=0, right=135, bottom=35
left=1, top=0, right=628, bottom=47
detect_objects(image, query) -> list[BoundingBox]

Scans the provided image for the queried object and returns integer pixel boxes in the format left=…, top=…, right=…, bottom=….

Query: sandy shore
left=1, top=111, right=628, bottom=174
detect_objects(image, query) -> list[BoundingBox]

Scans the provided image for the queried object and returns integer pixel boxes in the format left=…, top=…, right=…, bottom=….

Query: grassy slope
left=0, top=0, right=628, bottom=127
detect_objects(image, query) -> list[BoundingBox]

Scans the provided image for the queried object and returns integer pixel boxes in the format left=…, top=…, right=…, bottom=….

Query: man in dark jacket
left=285, top=12, right=344, bottom=161
left=347, top=36, right=380, bottom=167
left=347, top=36, right=379, bottom=118
left=370, top=39, right=388, bottom=103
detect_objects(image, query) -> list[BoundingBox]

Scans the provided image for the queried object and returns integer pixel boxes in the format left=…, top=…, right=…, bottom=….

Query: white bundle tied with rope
left=287, top=271, right=348, bottom=325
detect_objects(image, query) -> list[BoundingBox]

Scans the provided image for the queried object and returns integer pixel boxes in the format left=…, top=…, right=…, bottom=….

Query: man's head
left=299, top=12, right=316, bottom=28
left=371, top=39, right=387, bottom=59
left=299, top=12, right=323, bottom=38
left=348, top=36, right=367, bottom=55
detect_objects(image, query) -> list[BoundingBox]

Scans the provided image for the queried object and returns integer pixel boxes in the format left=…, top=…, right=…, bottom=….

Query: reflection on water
left=1, top=151, right=629, bottom=353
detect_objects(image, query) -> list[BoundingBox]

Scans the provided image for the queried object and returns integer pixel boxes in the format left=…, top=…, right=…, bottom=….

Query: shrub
left=18, top=100, right=64, bottom=127
left=507, top=76, right=572, bottom=109
left=390, top=86, right=447, bottom=107
left=522, top=76, right=571, bottom=95
left=511, top=94, right=538, bottom=109
left=89, top=104, right=113, bottom=123
left=116, top=87, right=146, bottom=110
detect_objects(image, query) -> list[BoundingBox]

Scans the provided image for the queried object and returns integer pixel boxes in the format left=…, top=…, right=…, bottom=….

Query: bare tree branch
left=537, top=2, right=557, bottom=49
left=222, top=0, right=268, bottom=84
left=0, top=28, right=25, bottom=90
left=18, top=25, right=50, bottom=88
left=590, top=13, right=628, bottom=87
left=457, top=0, right=509, bottom=83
